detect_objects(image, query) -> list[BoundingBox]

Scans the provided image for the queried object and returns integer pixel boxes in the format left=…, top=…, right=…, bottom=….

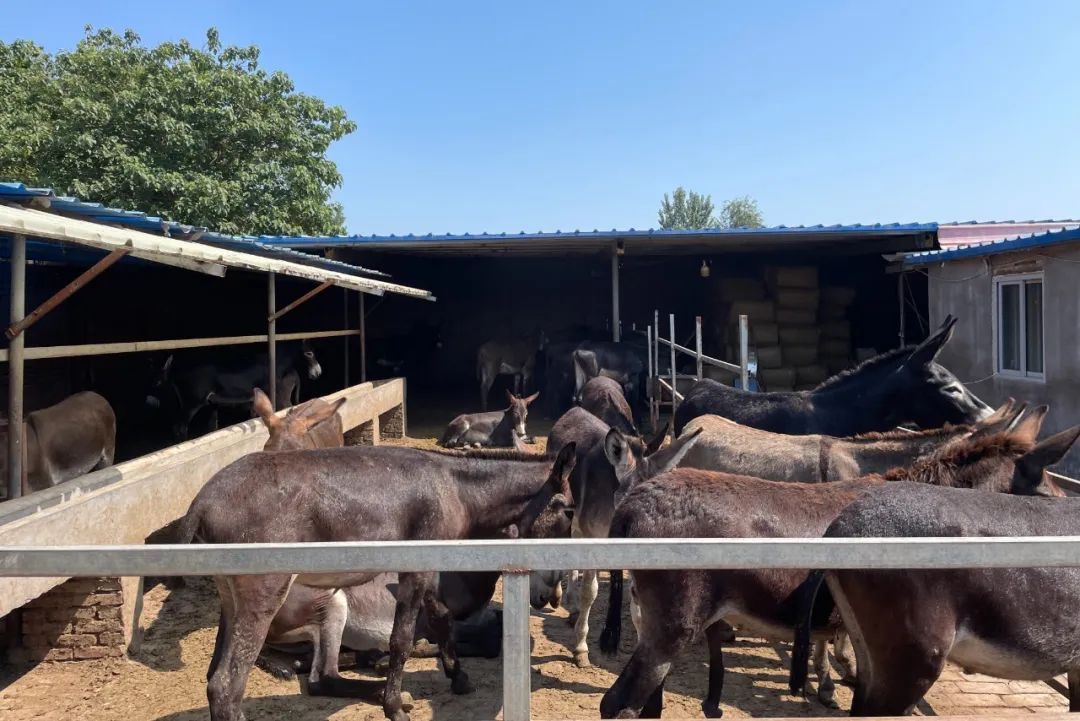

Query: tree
left=717, top=195, right=764, bottom=229
left=0, top=27, right=357, bottom=236
left=657, top=186, right=717, bottom=229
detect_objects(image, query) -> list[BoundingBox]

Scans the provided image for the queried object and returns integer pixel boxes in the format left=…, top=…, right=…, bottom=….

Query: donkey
left=0, top=391, right=116, bottom=496
left=600, top=408, right=1053, bottom=719
left=476, top=330, right=547, bottom=410
left=537, top=406, right=701, bottom=667
left=176, top=442, right=577, bottom=721
left=252, top=388, right=346, bottom=452
left=673, top=317, right=992, bottom=436
left=792, top=427, right=1080, bottom=717
left=546, top=340, right=646, bottom=417
left=146, top=340, right=323, bottom=440
left=679, top=399, right=1018, bottom=482
left=439, top=391, right=539, bottom=449
left=573, top=347, right=639, bottom=437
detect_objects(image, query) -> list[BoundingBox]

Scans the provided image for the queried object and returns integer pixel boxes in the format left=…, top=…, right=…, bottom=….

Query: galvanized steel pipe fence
left=639, top=310, right=750, bottom=433
left=5, top=535, right=1080, bottom=721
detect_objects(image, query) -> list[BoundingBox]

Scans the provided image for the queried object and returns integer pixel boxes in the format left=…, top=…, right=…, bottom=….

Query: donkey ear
left=978, top=398, right=1015, bottom=428
left=603, top=428, right=632, bottom=468
left=505, top=389, right=516, bottom=405
left=647, top=426, right=703, bottom=477
left=523, top=391, right=540, bottom=405
left=905, top=317, right=957, bottom=367
left=1015, top=425, right=1080, bottom=492
left=1010, top=405, right=1049, bottom=445
left=551, top=442, right=577, bottom=499
left=252, top=388, right=278, bottom=429
left=972, top=401, right=1026, bottom=438
left=644, top=421, right=669, bottom=456
left=297, top=398, right=346, bottom=431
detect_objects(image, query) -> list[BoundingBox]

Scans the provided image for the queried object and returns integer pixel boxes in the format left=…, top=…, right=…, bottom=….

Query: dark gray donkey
left=176, top=442, right=577, bottom=721
left=476, top=330, right=547, bottom=410
left=792, top=427, right=1080, bottom=716
left=674, top=316, right=992, bottom=436
left=536, top=406, right=701, bottom=667
left=600, top=407, right=1057, bottom=719
left=438, top=391, right=539, bottom=448
left=574, top=348, right=639, bottom=437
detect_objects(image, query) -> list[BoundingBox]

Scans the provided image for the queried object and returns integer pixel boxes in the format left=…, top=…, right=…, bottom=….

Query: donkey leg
left=422, top=587, right=475, bottom=694
left=383, top=572, right=427, bottom=721
left=308, top=590, right=381, bottom=698
left=572, top=569, right=599, bottom=667
left=600, top=633, right=688, bottom=718
left=1068, top=669, right=1080, bottom=712
left=813, top=639, right=839, bottom=708
left=565, top=569, right=582, bottom=624
left=207, top=574, right=293, bottom=721
left=833, top=630, right=857, bottom=684
left=701, top=623, right=727, bottom=718
left=641, top=674, right=667, bottom=719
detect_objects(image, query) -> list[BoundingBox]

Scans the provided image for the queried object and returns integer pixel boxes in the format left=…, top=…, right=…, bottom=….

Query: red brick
left=21, top=608, right=47, bottom=623
left=86, top=592, right=122, bottom=606
left=74, top=646, right=123, bottom=660
left=30, top=593, right=81, bottom=609
left=22, top=620, right=63, bottom=637
left=61, top=578, right=102, bottom=594
left=55, top=633, right=97, bottom=648
left=21, top=633, right=54, bottom=650
left=96, top=607, right=121, bottom=620
left=73, top=619, right=116, bottom=634
left=94, top=578, right=122, bottom=592
left=23, top=646, right=75, bottom=662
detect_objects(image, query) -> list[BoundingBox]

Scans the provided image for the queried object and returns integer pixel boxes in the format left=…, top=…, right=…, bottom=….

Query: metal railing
left=4, top=535, right=1080, bottom=721
left=642, top=310, right=750, bottom=431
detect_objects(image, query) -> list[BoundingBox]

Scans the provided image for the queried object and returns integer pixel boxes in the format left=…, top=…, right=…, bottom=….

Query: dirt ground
left=0, top=429, right=1069, bottom=720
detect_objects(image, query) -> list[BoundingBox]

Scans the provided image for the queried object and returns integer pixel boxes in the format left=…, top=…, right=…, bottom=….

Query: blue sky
left=4, top=1, right=1078, bottom=234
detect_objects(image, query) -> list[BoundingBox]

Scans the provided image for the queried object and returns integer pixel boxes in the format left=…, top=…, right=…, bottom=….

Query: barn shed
left=256, top=224, right=938, bottom=422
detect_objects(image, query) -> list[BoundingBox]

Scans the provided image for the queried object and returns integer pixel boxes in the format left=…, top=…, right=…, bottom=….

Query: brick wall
left=14, top=577, right=127, bottom=662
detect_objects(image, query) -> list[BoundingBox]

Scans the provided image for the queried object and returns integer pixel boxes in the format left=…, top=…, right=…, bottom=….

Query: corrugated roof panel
left=903, top=226, right=1080, bottom=267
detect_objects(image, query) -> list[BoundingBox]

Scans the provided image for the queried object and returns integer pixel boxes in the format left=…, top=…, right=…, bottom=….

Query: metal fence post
left=669, top=314, right=677, bottom=430
left=8, top=233, right=26, bottom=499
left=502, top=571, right=531, bottom=721
left=343, top=288, right=350, bottom=387
left=359, top=292, right=367, bottom=383
left=646, top=325, right=655, bottom=429
left=695, top=315, right=703, bottom=381
left=267, top=273, right=277, bottom=409
left=739, top=314, right=749, bottom=391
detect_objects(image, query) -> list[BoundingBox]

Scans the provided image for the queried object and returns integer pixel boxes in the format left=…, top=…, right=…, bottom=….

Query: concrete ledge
left=0, top=378, right=405, bottom=619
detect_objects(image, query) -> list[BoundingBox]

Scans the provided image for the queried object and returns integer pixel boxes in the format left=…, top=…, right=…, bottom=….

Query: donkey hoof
left=573, top=651, right=592, bottom=668
left=701, top=701, right=724, bottom=718
left=817, top=692, right=839, bottom=710
left=451, top=673, right=476, bottom=695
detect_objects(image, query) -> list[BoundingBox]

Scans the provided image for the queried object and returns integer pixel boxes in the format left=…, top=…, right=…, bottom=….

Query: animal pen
left=0, top=184, right=433, bottom=661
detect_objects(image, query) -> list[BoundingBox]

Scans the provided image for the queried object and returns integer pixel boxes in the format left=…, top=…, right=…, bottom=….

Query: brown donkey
left=600, top=407, right=1055, bottom=719
left=793, top=426, right=1080, bottom=716
left=177, top=442, right=576, bottom=721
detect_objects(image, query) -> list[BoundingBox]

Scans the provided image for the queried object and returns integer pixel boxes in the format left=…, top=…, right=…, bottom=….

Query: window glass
left=999, top=283, right=1020, bottom=371
left=1025, top=281, right=1043, bottom=374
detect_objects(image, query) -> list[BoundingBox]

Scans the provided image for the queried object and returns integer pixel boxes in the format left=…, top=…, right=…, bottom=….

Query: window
left=995, top=273, right=1044, bottom=379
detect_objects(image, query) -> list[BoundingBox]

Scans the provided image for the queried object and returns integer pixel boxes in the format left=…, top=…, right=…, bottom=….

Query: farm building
left=902, top=224, right=1080, bottom=476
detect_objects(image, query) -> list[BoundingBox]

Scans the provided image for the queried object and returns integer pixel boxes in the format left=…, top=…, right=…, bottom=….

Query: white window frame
left=993, top=271, right=1045, bottom=381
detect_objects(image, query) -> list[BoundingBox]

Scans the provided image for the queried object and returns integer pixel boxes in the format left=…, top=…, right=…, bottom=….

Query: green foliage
left=0, top=27, right=357, bottom=236
left=717, top=195, right=764, bottom=228
left=657, top=187, right=764, bottom=230
left=658, top=186, right=717, bottom=229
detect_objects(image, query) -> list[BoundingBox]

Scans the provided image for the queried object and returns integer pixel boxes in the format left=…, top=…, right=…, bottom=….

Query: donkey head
left=505, top=390, right=540, bottom=438
left=300, top=340, right=322, bottom=380
left=145, top=354, right=175, bottom=410
left=254, top=388, right=346, bottom=452
left=885, top=317, right=992, bottom=428
left=604, top=423, right=703, bottom=501
left=1010, top=422, right=1080, bottom=497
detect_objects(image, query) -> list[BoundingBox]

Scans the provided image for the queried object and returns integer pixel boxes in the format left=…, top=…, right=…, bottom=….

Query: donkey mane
left=846, top=424, right=967, bottom=442
left=418, top=446, right=557, bottom=462
left=877, top=432, right=1033, bottom=486
left=812, top=344, right=916, bottom=393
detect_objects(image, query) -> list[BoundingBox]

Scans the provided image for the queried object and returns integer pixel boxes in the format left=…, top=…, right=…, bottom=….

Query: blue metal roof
left=0, top=182, right=390, bottom=278
left=250, top=222, right=939, bottom=255
left=938, top=219, right=1080, bottom=226
left=903, top=225, right=1080, bottom=267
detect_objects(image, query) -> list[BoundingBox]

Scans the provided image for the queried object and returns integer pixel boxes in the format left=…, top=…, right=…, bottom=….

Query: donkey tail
left=173, top=506, right=202, bottom=546
left=790, top=569, right=832, bottom=696
left=598, top=569, right=623, bottom=656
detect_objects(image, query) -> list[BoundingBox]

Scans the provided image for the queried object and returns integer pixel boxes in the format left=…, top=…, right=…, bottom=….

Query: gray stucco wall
left=928, top=244, right=1080, bottom=476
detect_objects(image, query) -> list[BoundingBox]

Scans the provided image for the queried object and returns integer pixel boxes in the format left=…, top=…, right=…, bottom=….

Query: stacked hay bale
left=708, top=277, right=779, bottom=386
left=765, top=266, right=823, bottom=391
left=819, top=286, right=856, bottom=375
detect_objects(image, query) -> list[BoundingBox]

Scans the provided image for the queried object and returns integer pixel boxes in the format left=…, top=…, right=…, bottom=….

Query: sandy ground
left=0, top=428, right=1069, bottom=719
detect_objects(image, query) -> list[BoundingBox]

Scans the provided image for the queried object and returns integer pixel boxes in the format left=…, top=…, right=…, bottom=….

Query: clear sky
left=4, top=1, right=1078, bottom=234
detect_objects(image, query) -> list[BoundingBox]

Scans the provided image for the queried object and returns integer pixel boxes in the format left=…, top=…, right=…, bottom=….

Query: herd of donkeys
left=172, top=316, right=1080, bottom=720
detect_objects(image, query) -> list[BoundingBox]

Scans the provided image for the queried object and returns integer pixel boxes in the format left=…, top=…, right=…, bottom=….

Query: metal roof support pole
left=8, top=234, right=26, bottom=499
left=695, top=316, right=704, bottom=381
left=343, top=288, right=350, bottom=387
left=359, top=292, right=367, bottom=383
left=268, top=273, right=277, bottom=410
left=897, top=271, right=906, bottom=348
left=739, top=314, right=750, bottom=392
left=669, top=313, right=677, bottom=440
left=268, top=280, right=333, bottom=323
left=610, top=243, right=621, bottom=342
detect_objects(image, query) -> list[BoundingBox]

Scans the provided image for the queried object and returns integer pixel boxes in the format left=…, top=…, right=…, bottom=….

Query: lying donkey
left=177, top=441, right=577, bottom=721
left=438, top=390, right=538, bottom=448
left=538, top=406, right=701, bottom=667
left=600, top=406, right=1053, bottom=719
left=680, top=398, right=1017, bottom=482
left=793, top=425, right=1080, bottom=717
